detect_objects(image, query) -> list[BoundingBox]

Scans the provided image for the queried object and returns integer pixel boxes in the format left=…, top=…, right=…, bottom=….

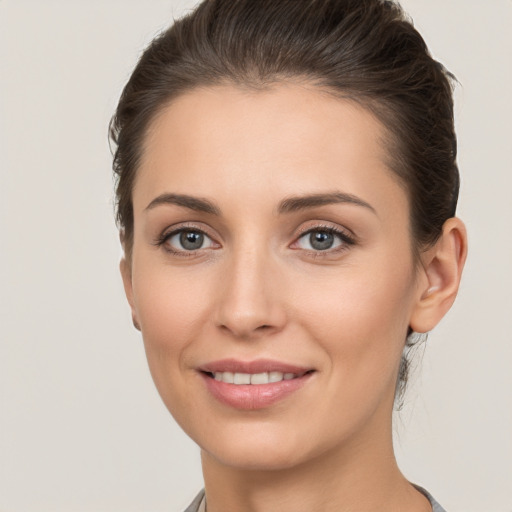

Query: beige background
left=1, top=1, right=511, bottom=511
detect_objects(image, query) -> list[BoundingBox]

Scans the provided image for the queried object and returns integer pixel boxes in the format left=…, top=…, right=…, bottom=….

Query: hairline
left=122, top=78, right=424, bottom=265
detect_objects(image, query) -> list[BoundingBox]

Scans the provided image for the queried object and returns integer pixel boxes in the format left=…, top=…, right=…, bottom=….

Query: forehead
left=134, top=83, right=406, bottom=217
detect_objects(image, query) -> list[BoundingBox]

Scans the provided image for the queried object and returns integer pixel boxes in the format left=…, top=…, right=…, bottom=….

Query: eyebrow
left=144, top=191, right=376, bottom=216
left=145, top=193, right=221, bottom=215
left=278, top=192, right=376, bottom=215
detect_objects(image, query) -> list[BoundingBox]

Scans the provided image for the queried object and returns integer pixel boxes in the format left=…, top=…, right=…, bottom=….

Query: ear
left=119, top=234, right=141, bottom=331
left=409, top=217, right=467, bottom=333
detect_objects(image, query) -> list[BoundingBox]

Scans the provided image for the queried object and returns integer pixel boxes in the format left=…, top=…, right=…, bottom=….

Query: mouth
left=198, top=359, right=316, bottom=410
left=203, top=369, right=313, bottom=385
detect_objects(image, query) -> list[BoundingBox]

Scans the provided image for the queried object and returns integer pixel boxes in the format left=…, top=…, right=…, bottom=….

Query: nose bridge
left=215, top=239, right=286, bottom=338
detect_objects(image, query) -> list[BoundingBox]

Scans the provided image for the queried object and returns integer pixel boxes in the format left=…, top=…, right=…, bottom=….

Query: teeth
left=234, top=373, right=251, bottom=384
left=251, top=372, right=269, bottom=384
left=222, top=371, right=234, bottom=384
left=212, top=371, right=297, bottom=385
left=269, top=371, right=284, bottom=383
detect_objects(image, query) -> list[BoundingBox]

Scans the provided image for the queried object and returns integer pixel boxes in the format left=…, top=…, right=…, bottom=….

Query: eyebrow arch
left=145, top=193, right=221, bottom=215
left=278, top=192, right=377, bottom=215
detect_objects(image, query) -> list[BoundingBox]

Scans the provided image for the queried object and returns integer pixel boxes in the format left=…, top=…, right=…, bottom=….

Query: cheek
left=296, top=261, right=415, bottom=387
left=131, top=263, right=212, bottom=394
left=134, top=258, right=210, bottom=336
left=286, top=270, right=416, bottom=447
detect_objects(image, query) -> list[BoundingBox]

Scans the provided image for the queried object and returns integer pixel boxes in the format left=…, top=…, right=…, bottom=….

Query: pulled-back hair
left=110, top=0, right=460, bottom=401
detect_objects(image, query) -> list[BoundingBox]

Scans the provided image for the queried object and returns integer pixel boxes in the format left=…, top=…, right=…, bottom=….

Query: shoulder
left=413, top=484, right=448, bottom=512
left=183, top=490, right=205, bottom=512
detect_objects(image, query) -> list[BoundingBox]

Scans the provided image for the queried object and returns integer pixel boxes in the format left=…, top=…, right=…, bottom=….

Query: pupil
left=310, top=231, right=334, bottom=250
left=180, top=231, right=204, bottom=250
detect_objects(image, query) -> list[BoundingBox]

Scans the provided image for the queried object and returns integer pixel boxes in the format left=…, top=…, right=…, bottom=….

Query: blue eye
left=163, top=229, right=216, bottom=252
left=295, top=228, right=352, bottom=251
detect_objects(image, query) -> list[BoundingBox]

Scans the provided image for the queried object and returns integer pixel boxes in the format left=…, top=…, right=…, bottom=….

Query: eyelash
left=154, top=224, right=217, bottom=257
left=154, top=224, right=356, bottom=257
left=293, top=225, right=356, bottom=256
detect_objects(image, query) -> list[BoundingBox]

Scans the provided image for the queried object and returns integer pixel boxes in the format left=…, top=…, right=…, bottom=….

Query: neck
left=200, top=412, right=431, bottom=512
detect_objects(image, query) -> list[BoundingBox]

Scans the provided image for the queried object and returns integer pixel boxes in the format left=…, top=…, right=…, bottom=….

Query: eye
left=294, top=227, right=354, bottom=252
left=161, top=228, right=217, bottom=253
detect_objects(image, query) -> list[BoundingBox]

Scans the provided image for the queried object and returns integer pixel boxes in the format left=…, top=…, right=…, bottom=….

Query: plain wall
left=1, top=1, right=511, bottom=511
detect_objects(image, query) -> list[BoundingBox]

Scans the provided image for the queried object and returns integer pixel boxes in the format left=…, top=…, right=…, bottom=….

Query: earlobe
left=410, top=217, right=467, bottom=333
left=120, top=255, right=141, bottom=332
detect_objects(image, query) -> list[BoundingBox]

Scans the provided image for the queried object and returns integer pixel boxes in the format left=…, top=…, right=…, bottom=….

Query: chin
left=203, top=441, right=308, bottom=472
left=191, top=419, right=327, bottom=472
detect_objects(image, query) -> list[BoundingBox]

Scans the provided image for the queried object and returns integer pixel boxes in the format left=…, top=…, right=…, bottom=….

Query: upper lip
left=199, top=359, right=313, bottom=376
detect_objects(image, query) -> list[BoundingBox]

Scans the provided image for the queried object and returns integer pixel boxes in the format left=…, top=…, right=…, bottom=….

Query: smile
left=199, top=359, right=315, bottom=410
left=212, top=371, right=299, bottom=384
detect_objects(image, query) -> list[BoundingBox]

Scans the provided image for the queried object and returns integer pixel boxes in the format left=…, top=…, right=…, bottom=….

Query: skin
left=121, top=84, right=467, bottom=512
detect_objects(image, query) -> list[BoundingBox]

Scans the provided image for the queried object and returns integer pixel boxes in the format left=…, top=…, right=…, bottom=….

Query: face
left=122, top=84, right=427, bottom=471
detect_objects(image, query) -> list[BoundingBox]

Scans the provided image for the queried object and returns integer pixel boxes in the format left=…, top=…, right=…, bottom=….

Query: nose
left=214, top=247, right=287, bottom=340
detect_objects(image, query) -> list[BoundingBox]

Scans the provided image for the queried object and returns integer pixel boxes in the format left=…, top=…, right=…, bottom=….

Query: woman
left=110, top=0, right=467, bottom=510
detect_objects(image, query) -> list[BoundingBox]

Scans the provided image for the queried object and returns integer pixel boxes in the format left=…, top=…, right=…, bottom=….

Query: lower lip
left=202, top=373, right=313, bottom=410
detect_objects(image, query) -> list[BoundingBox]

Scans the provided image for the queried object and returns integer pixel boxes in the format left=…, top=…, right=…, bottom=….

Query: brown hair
left=109, top=0, right=459, bottom=401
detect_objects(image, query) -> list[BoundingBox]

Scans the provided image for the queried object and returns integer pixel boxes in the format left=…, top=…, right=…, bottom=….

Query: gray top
left=183, top=486, right=447, bottom=512
left=183, top=490, right=204, bottom=512
left=414, top=485, right=447, bottom=512
left=185, top=489, right=206, bottom=512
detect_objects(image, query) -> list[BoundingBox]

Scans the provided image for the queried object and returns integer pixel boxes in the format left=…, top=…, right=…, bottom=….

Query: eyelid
left=295, top=221, right=356, bottom=242
left=290, top=222, right=357, bottom=253
left=153, top=221, right=355, bottom=256
left=154, top=222, right=221, bottom=254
